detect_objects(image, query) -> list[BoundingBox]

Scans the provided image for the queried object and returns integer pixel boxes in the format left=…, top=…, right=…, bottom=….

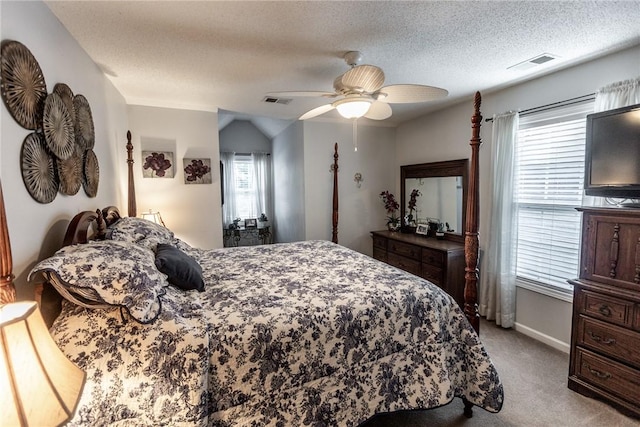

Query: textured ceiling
left=45, top=1, right=640, bottom=136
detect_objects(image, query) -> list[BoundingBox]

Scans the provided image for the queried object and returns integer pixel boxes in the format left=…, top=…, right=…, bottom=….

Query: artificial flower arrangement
left=379, top=191, right=400, bottom=230
left=406, top=189, right=421, bottom=226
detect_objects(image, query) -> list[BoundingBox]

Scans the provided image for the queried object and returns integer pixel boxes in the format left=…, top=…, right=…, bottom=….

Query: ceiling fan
left=268, top=51, right=448, bottom=121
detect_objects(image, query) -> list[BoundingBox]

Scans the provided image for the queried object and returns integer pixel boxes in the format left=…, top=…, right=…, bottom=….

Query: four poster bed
left=4, top=93, right=502, bottom=425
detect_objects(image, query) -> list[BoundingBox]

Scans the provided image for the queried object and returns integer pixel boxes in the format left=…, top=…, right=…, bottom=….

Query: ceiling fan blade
left=299, top=104, right=334, bottom=120
left=266, top=91, right=338, bottom=98
left=364, top=101, right=392, bottom=120
left=336, top=65, right=385, bottom=93
left=376, top=84, right=448, bottom=104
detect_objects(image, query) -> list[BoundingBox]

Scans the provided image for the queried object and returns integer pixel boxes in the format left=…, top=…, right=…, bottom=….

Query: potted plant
left=380, top=191, right=400, bottom=231
left=258, top=213, right=269, bottom=227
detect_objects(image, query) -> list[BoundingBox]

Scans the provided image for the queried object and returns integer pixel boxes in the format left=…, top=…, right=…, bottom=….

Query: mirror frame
left=400, top=158, right=469, bottom=243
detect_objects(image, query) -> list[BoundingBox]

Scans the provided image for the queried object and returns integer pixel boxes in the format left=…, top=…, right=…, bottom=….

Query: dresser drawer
left=387, top=253, right=421, bottom=276
left=580, top=290, right=634, bottom=328
left=577, top=316, right=640, bottom=368
left=575, top=348, right=640, bottom=407
left=421, top=263, right=443, bottom=285
left=372, top=235, right=387, bottom=251
left=372, top=247, right=387, bottom=263
left=421, top=247, right=444, bottom=267
left=388, top=240, right=421, bottom=261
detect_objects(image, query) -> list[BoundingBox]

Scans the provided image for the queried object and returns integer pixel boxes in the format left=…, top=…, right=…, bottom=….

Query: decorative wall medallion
left=21, top=132, right=59, bottom=203
left=58, top=144, right=82, bottom=195
left=142, top=151, right=174, bottom=178
left=82, top=149, right=99, bottom=197
left=53, top=83, right=75, bottom=128
left=0, top=40, right=48, bottom=130
left=43, top=92, right=75, bottom=160
left=74, top=94, right=95, bottom=150
left=183, top=158, right=212, bottom=184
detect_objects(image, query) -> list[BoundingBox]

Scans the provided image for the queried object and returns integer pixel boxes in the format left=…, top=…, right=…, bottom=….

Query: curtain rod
left=485, top=93, right=596, bottom=122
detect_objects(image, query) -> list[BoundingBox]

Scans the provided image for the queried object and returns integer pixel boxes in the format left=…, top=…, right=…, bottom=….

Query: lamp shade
left=0, top=302, right=85, bottom=426
left=333, top=97, right=372, bottom=119
left=141, top=210, right=165, bottom=226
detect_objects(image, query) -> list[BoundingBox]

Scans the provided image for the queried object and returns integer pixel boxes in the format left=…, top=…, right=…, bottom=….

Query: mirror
left=401, top=159, right=468, bottom=242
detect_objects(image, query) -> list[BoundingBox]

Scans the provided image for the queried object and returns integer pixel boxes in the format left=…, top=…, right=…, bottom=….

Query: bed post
left=464, top=92, right=482, bottom=334
left=126, top=130, right=137, bottom=218
left=0, top=182, right=15, bottom=303
left=331, top=143, right=339, bottom=244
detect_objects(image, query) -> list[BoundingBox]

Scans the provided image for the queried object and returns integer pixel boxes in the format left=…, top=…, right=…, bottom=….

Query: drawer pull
left=598, top=304, right=612, bottom=317
left=587, top=331, right=616, bottom=345
left=586, top=365, right=611, bottom=380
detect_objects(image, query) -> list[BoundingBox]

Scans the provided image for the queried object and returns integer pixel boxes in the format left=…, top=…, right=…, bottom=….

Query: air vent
left=263, top=96, right=291, bottom=105
left=508, top=53, right=559, bottom=71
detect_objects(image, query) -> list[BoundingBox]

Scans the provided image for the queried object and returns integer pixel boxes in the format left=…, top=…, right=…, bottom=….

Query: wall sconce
left=354, top=172, right=363, bottom=188
left=0, top=302, right=86, bottom=426
left=141, top=210, right=165, bottom=227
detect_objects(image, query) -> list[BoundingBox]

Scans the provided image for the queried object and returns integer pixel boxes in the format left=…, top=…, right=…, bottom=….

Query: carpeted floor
left=361, top=318, right=639, bottom=426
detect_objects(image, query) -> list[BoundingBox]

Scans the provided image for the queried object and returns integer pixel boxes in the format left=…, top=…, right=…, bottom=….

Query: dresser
left=568, top=207, right=640, bottom=418
left=371, top=230, right=465, bottom=308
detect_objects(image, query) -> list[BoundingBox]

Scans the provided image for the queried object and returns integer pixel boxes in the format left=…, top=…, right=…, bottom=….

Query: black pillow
left=155, top=244, right=205, bottom=292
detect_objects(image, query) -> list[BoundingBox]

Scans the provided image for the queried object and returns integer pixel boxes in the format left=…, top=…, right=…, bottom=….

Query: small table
left=223, top=226, right=272, bottom=247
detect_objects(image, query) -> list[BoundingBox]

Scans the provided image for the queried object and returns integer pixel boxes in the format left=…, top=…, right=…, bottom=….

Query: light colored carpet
left=361, top=318, right=639, bottom=426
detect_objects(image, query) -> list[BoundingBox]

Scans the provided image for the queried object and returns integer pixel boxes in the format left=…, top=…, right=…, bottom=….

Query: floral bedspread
left=50, top=240, right=503, bottom=426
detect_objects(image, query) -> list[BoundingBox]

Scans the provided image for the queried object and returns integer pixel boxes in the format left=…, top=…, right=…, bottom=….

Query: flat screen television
left=584, top=102, right=640, bottom=203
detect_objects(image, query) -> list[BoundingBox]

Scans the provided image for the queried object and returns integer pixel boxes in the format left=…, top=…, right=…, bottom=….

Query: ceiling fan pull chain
left=353, top=119, right=358, bottom=152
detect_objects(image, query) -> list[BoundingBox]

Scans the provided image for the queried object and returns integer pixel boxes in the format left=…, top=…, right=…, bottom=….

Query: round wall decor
left=82, top=148, right=99, bottom=197
left=74, top=94, right=95, bottom=150
left=53, top=83, right=75, bottom=127
left=21, top=132, right=59, bottom=204
left=43, top=92, right=75, bottom=160
left=0, top=40, right=48, bottom=130
left=58, top=144, right=82, bottom=196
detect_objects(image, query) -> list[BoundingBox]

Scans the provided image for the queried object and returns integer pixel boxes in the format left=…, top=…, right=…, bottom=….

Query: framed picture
left=416, top=223, right=429, bottom=235
left=183, top=158, right=212, bottom=184
left=245, top=218, right=257, bottom=228
left=142, top=151, right=174, bottom=178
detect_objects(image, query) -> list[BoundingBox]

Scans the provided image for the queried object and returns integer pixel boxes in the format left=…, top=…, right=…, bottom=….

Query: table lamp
left=0, top=301, right=85, bottom=426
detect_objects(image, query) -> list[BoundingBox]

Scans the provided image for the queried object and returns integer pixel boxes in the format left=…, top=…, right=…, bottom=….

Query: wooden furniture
left=568, top=207, right=640, bottom=418
left=371, top=230, right=466, bottom=307
left=223, top=225, right=272, bottom=247
left=400, top=158, right=468, bottom=243
left=32, top=93, right=485, bottom=419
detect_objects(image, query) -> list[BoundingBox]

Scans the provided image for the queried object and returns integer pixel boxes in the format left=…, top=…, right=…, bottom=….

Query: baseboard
left=514, top=322, right=570, bottom=354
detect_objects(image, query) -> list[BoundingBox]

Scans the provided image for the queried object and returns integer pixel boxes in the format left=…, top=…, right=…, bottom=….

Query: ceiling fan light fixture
left=333, top=97, right=372, bottom=119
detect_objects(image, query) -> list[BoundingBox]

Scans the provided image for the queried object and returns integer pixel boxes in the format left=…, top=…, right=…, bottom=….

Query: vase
left=387, top=222, right=400, bottom=232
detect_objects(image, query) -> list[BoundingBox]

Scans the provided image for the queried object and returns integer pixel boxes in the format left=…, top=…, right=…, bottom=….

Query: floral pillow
left=29, top=240, right=168, bottom=324
left=107, top=216, right=175, bottom=250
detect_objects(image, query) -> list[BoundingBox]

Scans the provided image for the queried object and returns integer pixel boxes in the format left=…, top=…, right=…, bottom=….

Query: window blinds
left=515, top=101, right=594, bottom=290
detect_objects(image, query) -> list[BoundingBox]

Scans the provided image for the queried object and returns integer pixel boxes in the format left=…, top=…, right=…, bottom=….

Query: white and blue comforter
left=50, top=240, right=503, bottom=426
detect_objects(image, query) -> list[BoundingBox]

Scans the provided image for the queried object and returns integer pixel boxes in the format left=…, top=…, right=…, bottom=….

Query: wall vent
left=263, top=96, right=292, bottom=105
left=508, top=53, right=559, bottom=71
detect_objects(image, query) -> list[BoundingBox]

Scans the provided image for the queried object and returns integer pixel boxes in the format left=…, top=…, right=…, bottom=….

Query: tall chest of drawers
left=568, top=207, right=640, bottom=418
left=371, top=230, right=465, bottom=308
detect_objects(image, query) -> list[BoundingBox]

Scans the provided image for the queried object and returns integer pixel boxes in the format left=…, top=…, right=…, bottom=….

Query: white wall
left=219, top=120, right=271, bottom=153
left=1, top=1, right=128, bottom=300
left=303, top=121, right=396, bottom=255
left=127, top=105, right=221, bottom=249
left=272, top=121, right=305, bottom=243
left=397, top=45, right=640, bottom=351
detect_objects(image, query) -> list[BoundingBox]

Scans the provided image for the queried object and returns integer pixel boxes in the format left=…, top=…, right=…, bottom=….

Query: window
left=515, top=101, right=594, bottom=290
left=221, top=152, right=272, bottom=227
left=233, top=155, right=257, bottom=219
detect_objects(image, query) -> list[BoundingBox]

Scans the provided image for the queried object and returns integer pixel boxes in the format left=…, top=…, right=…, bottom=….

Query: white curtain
left=251, top=153, right=273, bottom=222
left=220, top=152, right=237, bottom=227
left=480, top=111, right=519, bottom=328
left=594, top=77, right=640, bottom=112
